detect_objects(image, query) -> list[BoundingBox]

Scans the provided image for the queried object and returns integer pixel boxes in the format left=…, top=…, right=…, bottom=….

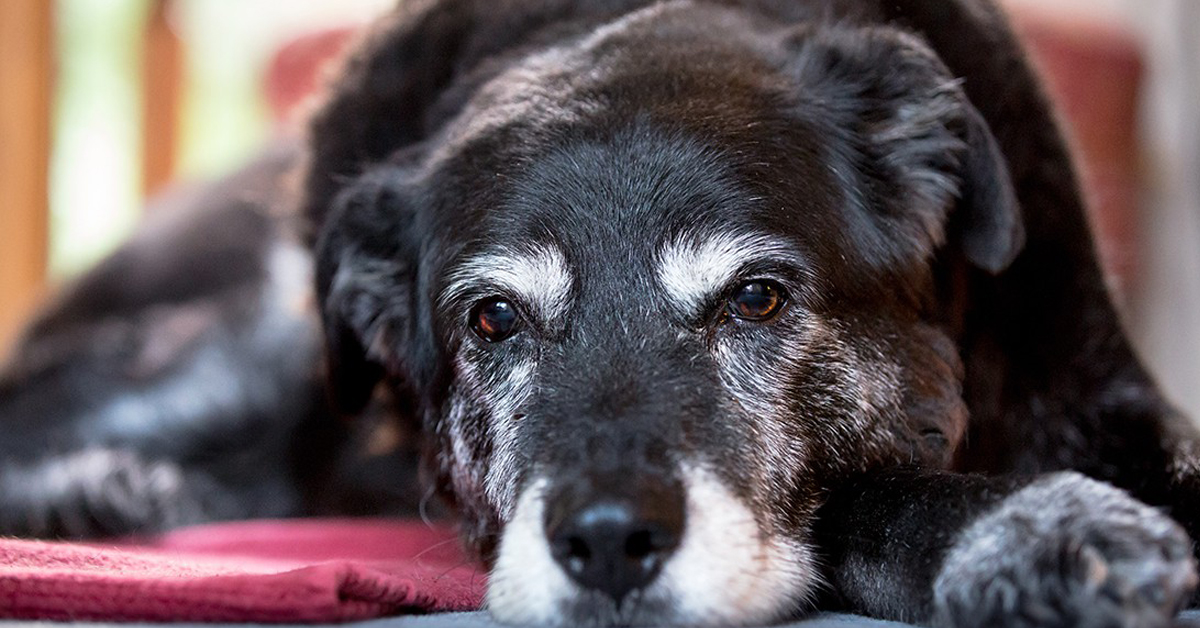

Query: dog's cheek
left=801, top=318, right=969, bottom=474
left=432, top=346, right=540, bottom=556
left=790, top=317, right=969, bottom=483
left=712, top=315, right=890, bottom=508
left=710, top=317, right=817, bottom=505
left=433, top=389, right=499, bottom=559
left=476, top=357, right=537, bottom=517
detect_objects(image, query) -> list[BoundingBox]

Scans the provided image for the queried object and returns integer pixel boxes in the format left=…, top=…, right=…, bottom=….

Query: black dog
left=2, top=1, right=1199, bottom=627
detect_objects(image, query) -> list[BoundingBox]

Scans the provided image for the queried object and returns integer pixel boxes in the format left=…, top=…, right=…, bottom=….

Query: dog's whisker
left=418, top=485, right=439, bottom=530
left=409, top=536, right=462, bottom=565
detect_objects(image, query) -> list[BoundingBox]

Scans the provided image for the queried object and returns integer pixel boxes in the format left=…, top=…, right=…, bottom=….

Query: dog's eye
left=470, top=298, right=520, bottom=342
left=727, top=280, right=785, bottom=321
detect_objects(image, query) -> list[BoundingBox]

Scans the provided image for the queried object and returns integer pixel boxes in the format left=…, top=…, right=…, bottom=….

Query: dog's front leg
left=813, top=468, right=1197, bottom=628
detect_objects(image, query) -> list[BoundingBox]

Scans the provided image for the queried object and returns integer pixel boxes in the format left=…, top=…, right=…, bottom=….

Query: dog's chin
left=486, top=467, right=818, bottom=627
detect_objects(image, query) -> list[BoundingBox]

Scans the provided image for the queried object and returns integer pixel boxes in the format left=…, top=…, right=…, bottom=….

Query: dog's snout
left=546, top=480, right=685, bottom=603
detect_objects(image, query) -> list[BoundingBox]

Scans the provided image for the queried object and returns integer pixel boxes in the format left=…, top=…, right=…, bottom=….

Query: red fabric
left=265, top=27, right=356, bottom=127
left=0, top=519, right=486, bottom=623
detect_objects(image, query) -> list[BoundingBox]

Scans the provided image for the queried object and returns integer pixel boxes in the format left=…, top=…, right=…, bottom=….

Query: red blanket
left=0, top=519, right=485, bottom=622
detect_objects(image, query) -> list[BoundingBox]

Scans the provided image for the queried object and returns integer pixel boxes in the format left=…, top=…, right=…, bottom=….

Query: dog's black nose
left=546, top=480, right=685, bottom=603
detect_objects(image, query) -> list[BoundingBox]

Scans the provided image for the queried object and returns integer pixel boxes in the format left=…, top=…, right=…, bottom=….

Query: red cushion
left=0, top=519, right=485, bottom=623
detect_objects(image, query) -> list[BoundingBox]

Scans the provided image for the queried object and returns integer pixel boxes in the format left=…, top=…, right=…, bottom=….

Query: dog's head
left=304, top=2, right=1022, bottom=625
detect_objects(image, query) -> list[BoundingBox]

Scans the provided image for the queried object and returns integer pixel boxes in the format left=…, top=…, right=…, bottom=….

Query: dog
left=2, top=0, right=1200, bottom=626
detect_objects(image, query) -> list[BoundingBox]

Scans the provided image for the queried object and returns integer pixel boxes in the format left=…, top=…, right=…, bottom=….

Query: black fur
left=0, top=146, right=430, bottom=536
left=2, top=1, right=1198, bottom=626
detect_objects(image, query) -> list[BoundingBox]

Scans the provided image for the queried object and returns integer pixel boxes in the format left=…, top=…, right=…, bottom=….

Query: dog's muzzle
left=544, top=473, right=686, bottom=603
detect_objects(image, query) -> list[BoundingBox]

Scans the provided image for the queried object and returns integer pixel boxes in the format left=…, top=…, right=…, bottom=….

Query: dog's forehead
left=424, top=1, right=858, bottom=253
left=484, top=127, right=794, bottom=292
left=430, top=0, right=782, bottom=159
left=428, top=5, right=869, bottom=314
left=505, top=127, right=749, bottom=243
left=437, top=126, right=822, bottom=331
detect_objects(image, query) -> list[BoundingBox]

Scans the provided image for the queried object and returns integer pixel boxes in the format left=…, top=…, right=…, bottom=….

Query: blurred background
left=0, top=0, right=1197, bottom=418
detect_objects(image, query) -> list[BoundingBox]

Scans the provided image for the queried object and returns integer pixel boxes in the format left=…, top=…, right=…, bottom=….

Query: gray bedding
left=10, top=611, right=1200, bottom=628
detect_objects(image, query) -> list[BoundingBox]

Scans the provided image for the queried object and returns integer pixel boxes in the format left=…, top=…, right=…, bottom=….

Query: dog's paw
left=933, top=472, right=1197, bottom=628
left=0, top=448, right=206, bottom=538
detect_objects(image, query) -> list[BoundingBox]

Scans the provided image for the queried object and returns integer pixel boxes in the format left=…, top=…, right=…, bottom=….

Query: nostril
left=567, top=535, right=592, bottom=561
left=625, top=529, right=653, bottom=559
left=625, top=527, right=675, bottom=562
left=562, top=535, right=591, bottom=576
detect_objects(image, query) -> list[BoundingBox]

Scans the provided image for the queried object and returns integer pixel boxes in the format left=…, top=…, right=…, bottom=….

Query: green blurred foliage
left=49, top=0, right=391, bottom=279
left=50, top=0, right=147, bottom=279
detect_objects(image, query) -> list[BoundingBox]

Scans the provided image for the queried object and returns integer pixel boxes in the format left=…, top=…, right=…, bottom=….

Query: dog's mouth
left=486, top=465, right=817, bottom=627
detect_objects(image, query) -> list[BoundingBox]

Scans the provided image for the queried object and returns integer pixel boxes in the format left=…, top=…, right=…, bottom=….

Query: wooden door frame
left=0, top=0, right=53, bottom=358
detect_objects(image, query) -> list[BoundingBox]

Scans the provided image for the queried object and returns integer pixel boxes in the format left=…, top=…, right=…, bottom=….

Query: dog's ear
left=953, top=101, right=1024, bottom=273
left=299, top=0, right=473, bottom=241
left=313, top=172, right=419, bottom=416
left=791, top=25, right=1024, bottom=274
left=299, top=1, right=472, bottom=414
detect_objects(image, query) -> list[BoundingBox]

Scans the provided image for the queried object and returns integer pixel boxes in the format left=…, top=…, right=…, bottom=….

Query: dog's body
left=3, top=0, right=1200, bottom=626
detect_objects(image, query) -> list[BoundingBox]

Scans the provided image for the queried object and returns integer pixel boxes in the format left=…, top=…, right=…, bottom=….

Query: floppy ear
left=792, top=25, right=1024, bottom=274
left=298, top=1, right=470, bottom=414
left=953, top=102, right=1023, bottom=273
left=313, top=173, right=419, bottom=416
left=299, top=0, right=474, bottom=240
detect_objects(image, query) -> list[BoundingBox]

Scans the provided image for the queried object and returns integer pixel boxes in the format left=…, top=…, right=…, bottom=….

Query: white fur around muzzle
left=486, top=467, right=817, bottom=626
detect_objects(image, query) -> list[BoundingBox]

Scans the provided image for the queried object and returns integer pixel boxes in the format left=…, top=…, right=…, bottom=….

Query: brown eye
left=470, top=298, right=520, bottom=342
left=727, top=280, right=785, bottom=321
